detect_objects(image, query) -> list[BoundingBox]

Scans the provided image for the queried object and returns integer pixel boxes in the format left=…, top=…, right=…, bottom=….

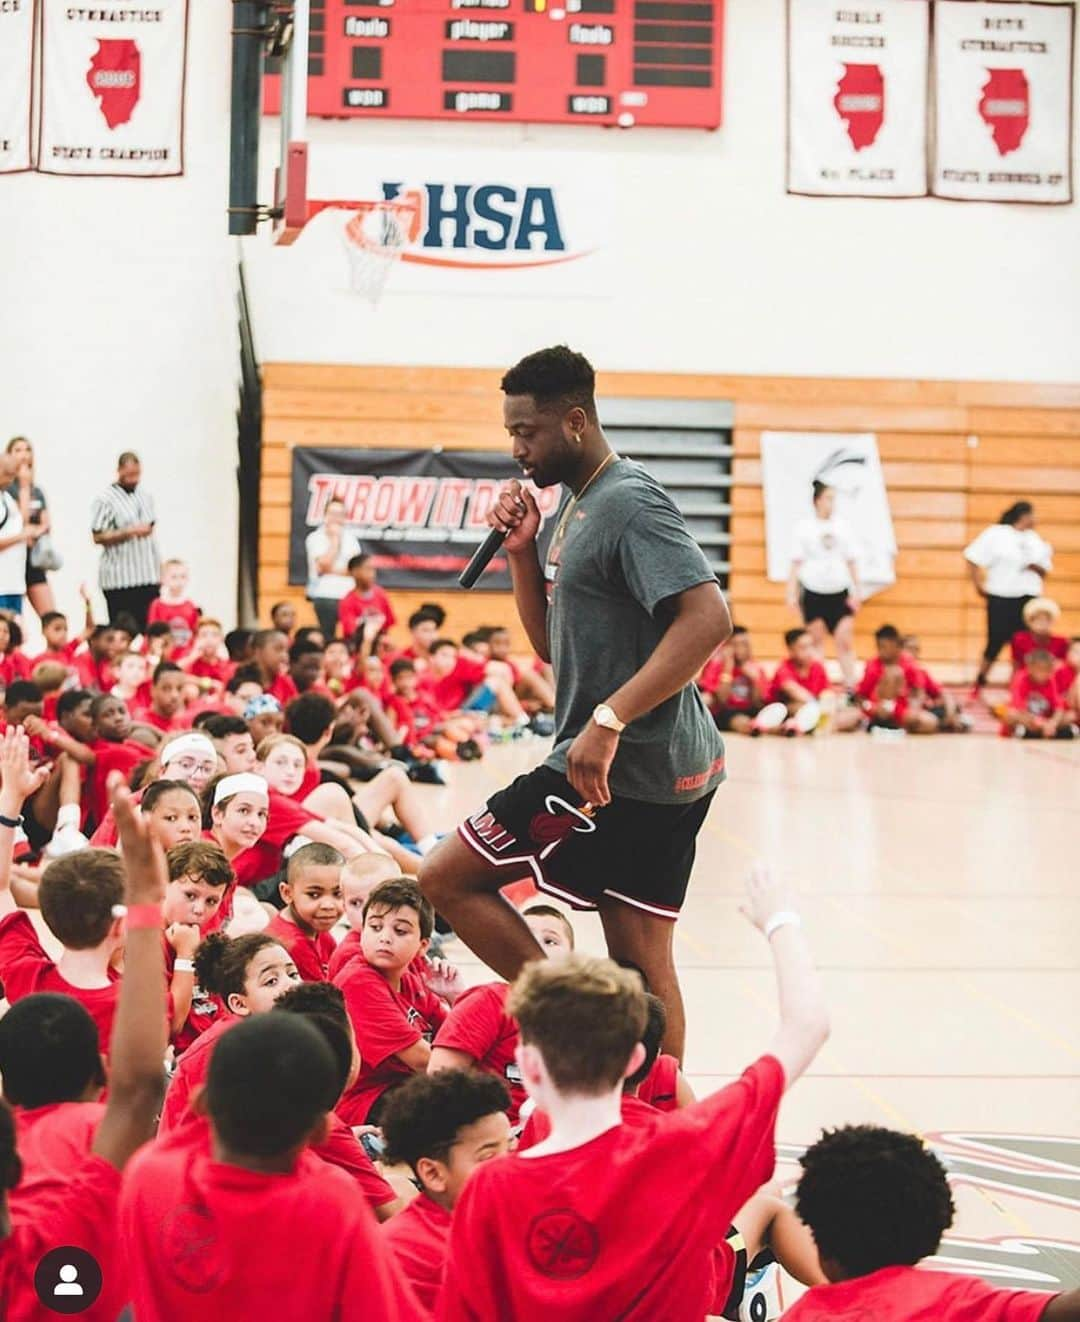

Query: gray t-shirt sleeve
left=615, top=487, right=718, bottom=616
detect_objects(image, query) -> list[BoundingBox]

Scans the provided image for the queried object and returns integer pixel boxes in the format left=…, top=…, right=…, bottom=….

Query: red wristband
left=118, top=903, right=162, bottom=930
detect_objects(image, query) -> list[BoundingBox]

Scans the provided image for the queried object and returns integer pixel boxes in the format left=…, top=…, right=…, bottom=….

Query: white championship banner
left=787, top=0, right=930, bottom=197
left=761, top=432, right=897, bottom=598
left=38, top=0, right=188, bottom=177
left=0, top=0, right=35, bottom=174
left=933, top=1, right=1074, bottom=204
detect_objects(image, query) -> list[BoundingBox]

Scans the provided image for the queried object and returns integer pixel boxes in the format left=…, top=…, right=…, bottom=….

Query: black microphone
left=458, top=527, right=506, bottom=590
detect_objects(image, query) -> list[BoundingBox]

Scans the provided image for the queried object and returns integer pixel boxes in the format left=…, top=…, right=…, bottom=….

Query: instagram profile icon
left=34, top=1246, right=103, bottom=1314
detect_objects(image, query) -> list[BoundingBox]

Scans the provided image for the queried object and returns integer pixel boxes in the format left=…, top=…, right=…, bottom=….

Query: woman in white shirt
left=786, top=480, right=863, bottom=689
left=964, top=501, right=1052, bottom=693
left=304, top=499, right=362, bottom=639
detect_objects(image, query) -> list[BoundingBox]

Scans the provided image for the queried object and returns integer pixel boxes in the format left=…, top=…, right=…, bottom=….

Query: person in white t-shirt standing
left=304, top=498, right=362, bottom=640
left=964, top=500, right=1053, bottom=696
left=786, top=480, right=863, bottom=690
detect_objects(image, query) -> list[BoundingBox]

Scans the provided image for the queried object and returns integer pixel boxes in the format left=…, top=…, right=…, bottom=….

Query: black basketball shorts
left=458, top=764, right=715, bottom=919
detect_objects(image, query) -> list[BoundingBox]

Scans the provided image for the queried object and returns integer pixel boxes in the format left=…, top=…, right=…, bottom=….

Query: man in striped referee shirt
left=91, top=452, right=161, bottom=633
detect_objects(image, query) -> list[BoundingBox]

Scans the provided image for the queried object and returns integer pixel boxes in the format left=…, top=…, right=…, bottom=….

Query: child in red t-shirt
left=181, top=617, right=233, bottom=692
left=430, top=905, right=575, bottom=1125
left=30, top=589, right=94, bottom=670
left=121, top=1014, right=417, bottom=1320
left=131, top=661, right=188, bottom=735
left=0, top=822, right=123, bottom=1058
left=328, top=853, right=405, bottom=981
left=423, top=638, right=526, bottom=727
left=264, top=842, right=346, bottom=981
left=323, top=638, right=362, bottom=698
left=854, top=625, right=939, bottom=734
left=1010, top=596, right=1069, bottom=673
left=146, top=558, right=201, bottom=655
left=380, top=1069, right=513, bottom=1316
left=86, top=694, right=154, bottom=829
left=900, top=634, right=971, bottom=733
left=698, top=626, right=769, bottom=734
left=786, top=1124, right=1076, bottom=1321
left=438, top=864, right=830, bottom=1322
left=767, top=629, right=856, bottom=735
left=338, top=553, right=398, bottom=643
left=334, top=877, right=451, bottom=1125
left=161, top=838, right=235, bottom=1050
left=1001, top=650, right=1076, bottom=739
left=158, top=930, right=303, bottom=1134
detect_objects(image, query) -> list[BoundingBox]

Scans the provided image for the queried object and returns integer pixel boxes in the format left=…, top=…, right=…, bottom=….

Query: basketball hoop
left=342, top=197, right=421, bottom=304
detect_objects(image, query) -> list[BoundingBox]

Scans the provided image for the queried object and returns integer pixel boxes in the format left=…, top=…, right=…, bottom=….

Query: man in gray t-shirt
left=420, top=347, right=732, bottom=1058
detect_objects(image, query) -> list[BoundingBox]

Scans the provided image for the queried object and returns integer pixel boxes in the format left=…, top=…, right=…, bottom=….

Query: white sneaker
left=739, top=1260, right=783, bottom=1320
left=45, top=825, right=90, bottom=858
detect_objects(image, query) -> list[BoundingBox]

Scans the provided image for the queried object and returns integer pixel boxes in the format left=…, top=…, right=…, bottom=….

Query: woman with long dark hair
left=964, top=500, right=1052, bottom=694
left=6, top=436, right=56, bottom=618
left=786, top=479, right=862, bottom=689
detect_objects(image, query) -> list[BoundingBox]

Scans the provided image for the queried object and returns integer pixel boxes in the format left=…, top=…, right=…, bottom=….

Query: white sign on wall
left=38, top=0, right=188, bottom=177
left=0, top=0, right=34, bottom=174
left=787, top=0, right=930, bottom=198
left=933, top=1, right=1074, bottom=204
left=761, top=432, right=897, bottom=597
left=280, top=146, right=615, bottom=299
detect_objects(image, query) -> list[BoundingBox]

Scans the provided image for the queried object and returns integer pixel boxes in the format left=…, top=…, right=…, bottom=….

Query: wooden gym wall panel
left=259, top=366, right=1080, bottom=669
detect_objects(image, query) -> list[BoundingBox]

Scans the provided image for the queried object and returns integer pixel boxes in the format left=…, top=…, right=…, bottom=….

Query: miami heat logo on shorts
left=160, top=1204, right=225, bottom=1293
left=527, top=796, right=596, bottom=855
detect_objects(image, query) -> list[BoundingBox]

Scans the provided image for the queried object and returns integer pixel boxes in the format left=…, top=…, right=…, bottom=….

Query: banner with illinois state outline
left=0, top=0, right=34, bottom=173
left=38, top=0, right=188, bottom=176
left=933, top=1, right=1074, bottom=203
left=787, top=0, right=930, bottom=197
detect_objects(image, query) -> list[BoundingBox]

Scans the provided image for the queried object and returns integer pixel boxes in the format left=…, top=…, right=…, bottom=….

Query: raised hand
left=0, top=727, right=50, bottom=811
left=112, top=777, right=168, bottom=908
left=739, top=861, right=796, bottom=935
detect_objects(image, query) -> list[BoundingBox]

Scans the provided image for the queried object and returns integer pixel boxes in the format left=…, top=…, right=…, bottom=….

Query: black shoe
left=409, top=762, right=448, bottom=786
left=529, top=713, right=555, bottom=737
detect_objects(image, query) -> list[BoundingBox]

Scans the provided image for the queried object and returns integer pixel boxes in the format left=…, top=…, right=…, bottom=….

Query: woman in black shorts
left=785, top=480, right=862, bottom=690
left=7, top=436, right=56, bottom=618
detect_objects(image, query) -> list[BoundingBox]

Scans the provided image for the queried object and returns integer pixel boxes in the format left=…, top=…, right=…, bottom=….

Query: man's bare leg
left=597, top=897, right=686, bottom=1061
left=419, top=834, right=545, bottom=980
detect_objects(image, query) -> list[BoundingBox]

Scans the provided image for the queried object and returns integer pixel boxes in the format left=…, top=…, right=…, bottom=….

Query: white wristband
left=764, top=910, right=802, bottom=940
left=173, top=958, right=195, bottom=973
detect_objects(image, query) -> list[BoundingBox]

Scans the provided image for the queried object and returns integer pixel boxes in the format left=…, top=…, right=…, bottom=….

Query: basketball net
left=342, top=199, right=418, bottom=304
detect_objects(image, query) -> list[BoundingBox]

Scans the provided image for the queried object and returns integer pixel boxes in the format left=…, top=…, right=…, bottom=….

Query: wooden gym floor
left=437, top=735, right=1080, bottom=1303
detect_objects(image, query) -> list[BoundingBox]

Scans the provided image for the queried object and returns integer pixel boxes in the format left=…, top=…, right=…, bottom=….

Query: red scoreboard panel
left=265, top=1, right=723, bottom=130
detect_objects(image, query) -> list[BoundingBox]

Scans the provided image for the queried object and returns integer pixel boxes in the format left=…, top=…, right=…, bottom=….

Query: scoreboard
left=265, top=1, right=723, bottom=130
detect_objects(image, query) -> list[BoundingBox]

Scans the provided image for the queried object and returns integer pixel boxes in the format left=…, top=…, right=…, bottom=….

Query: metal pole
left=228, top=0, right=271, bottom=236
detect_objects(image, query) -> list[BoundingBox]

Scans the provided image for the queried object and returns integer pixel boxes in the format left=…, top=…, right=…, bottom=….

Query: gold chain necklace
left=552, top=451, right=619, bottom=547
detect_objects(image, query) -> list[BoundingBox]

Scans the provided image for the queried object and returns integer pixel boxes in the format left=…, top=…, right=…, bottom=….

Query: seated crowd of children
left=0, top=559, right=1077, bottom=1319
left=698, top=602, right=1079, bottom=740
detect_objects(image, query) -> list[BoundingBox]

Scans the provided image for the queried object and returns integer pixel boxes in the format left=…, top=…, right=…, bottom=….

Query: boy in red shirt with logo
left=786, top=1124, right=1079, bottom=1321
left=854, top=625, right=939, bottom=734
left=119, top=1013, right=417, bottom=1320
left=438, top=864, right=830, bottom=1321
left=698, top=626, right=768, bottom=734
left=1002, top=650, right=1078, bottom=739
left=766, top=629, right=858, bottom=735
left=381, top=1069, right=513, bottom=1316
left=338, top=553, right=397, bottom=643
left=30, top=587, right=94, bottom=670
left=264, top=842, right=346, bottom=981
left=334, top=877, right=452, bottom=1125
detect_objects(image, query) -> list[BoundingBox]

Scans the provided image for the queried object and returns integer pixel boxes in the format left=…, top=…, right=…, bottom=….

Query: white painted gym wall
left=0, top=2, right=238, bottom=639
left=244, top=0, right=1080, bottom=383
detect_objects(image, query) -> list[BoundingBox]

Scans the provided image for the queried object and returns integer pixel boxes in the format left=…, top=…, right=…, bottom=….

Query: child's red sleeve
left=340, top=965, right=423, bottom=1069
left=0, top=911, right=54, bottom=1001
left=433, top=984, right=504, bottom=1061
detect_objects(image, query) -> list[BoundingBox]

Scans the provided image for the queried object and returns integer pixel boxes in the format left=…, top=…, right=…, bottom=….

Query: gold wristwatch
left=592, top=703, right=626, bottom=734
